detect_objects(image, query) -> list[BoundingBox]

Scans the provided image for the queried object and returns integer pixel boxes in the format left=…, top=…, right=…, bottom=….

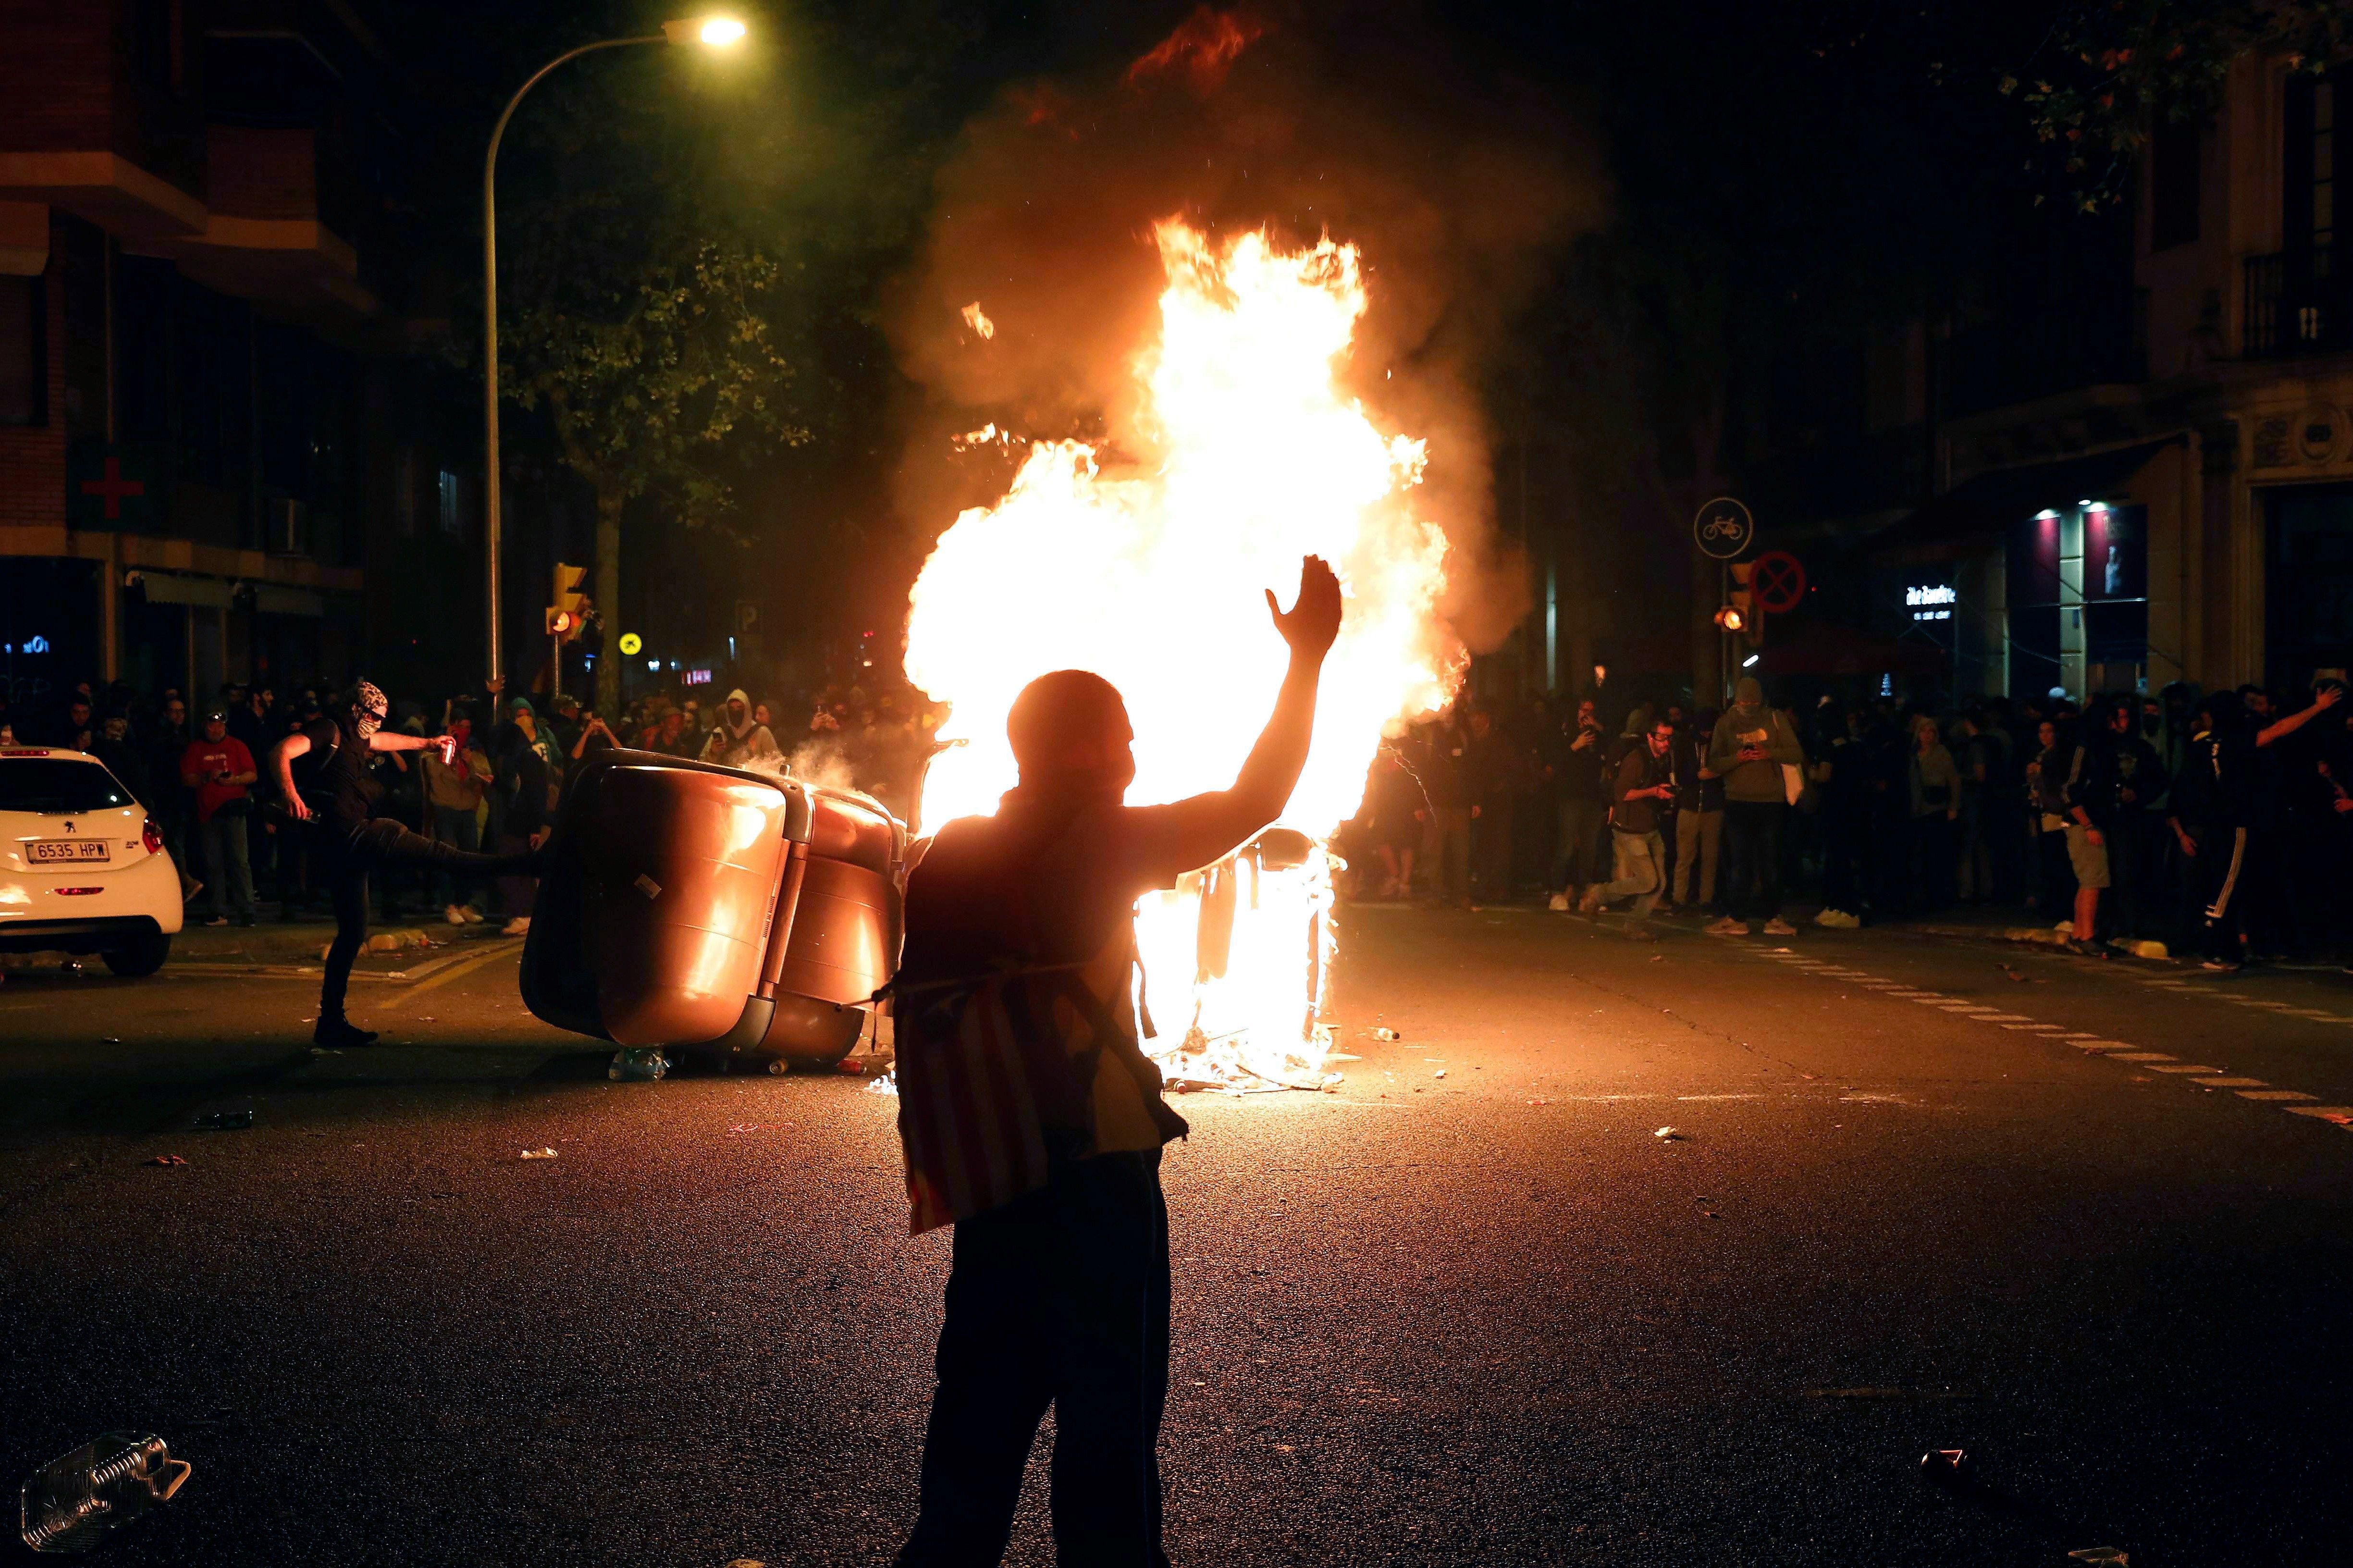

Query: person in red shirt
left=180, top=708, right=258, bottom=926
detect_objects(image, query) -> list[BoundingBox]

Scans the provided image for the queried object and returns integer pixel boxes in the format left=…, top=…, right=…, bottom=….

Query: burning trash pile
left=903, top=221, right=1467, bottom=1095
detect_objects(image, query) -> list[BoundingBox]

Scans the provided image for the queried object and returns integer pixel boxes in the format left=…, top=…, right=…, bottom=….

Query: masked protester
left=888, top=557, right=1342, bottom=1568
left=273, top=681, right=545, bottom=1049
left=699, top=687, right=783, bottom=769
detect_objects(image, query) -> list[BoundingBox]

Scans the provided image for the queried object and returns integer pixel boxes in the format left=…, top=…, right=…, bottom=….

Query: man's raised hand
left=1268, top=555, right=1343, bottom=661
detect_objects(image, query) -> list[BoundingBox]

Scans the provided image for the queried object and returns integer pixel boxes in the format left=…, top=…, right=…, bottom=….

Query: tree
left=503, top=241, right=807, bottom=712
left=2003, top=0, right=2353, bottom=210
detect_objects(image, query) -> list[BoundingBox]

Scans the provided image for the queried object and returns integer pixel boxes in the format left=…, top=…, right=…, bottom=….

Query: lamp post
left=481, top=15, right=747, bottom=686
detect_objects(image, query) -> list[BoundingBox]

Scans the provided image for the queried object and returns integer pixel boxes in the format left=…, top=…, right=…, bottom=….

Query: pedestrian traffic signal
left=546, top=606, right=582, bottom=639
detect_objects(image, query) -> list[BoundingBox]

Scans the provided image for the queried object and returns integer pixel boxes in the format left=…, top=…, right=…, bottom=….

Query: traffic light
left=549, top=562, right=590, bottom=642
left=1724, top=561, right=1761, bottom=647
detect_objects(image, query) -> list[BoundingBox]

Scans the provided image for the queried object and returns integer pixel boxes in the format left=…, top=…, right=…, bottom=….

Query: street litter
left=1918, top=1448, right=1972, bottom=1482
left=608, top=1048, right=670, bottom=1082
left=519, top=1148, right=558, bottom=1160
left=100, top=1037, right=121, bottom=1044
left=1433, top=1069, right=1446, bottom=1079
left=1812, top=908, right=1860, bottom=928
left=145, top=1155, right=186, bottom=1167
left=1528, top=1098, right=1550, bottom=1106
left=1654, top=1126, right=1681, bottom=1140
left=1372, top=1027, right=1401, bottom=1041
left=2067, top=1551, right=2128, bottom=1567
left=19, top=1431, right=191, bottom=1553
left=191, top=1109, right=253, bottom=1130
left=1649, top=953, right=1665, bottom=961
left=865, top=1069, right=899, bottom=1097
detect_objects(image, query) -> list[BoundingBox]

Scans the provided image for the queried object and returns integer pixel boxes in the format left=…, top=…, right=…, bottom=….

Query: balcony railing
left=2243, top=249, right=2353, bottom=358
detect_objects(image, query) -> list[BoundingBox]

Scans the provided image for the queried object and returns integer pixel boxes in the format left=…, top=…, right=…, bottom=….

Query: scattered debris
left=1813, top=908, right=1860, bottom=928
left=519, top=1148, right=558, bottom=1160
left=1432, top=1069, right=1446, bottom=1080
left=100, top=1036, right=122, bottom=1044
left=1654, top=1126, right=1682, bottom=1141
left=865, top=1069, right=899, bottom=1097
left=1918, top=1448, right=1972, bottom=1483
left=18, top=1432, right=191, bottom=1553
left=1528, top=1098, right=1550, bottom=1106
left=1372, top=1027, right=1401, bottom=1041
left=2067, top=1551, right=2129, bottom=1567
left=767, top=1059, right=789, bottom=1075
left=191, top=1109, right=253, bottom=1131
left=608, top=1048, right=670, bottom=1082
left=145, top=1155, right=187, bottom=1167
left=633, top=874, right=663, bottom=900
left=308, top=1046, right=341, bottom=1057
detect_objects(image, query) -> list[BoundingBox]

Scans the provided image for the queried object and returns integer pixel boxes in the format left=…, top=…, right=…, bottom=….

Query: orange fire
left=905, top=220, right=1464, bottom=1087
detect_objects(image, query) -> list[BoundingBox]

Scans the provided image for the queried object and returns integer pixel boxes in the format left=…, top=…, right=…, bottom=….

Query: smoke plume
left=886, top=1, right=1606, bottom=654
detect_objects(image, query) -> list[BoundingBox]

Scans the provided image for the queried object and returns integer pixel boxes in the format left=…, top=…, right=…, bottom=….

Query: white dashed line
left=1749, top=951, right=2350, bottom=1136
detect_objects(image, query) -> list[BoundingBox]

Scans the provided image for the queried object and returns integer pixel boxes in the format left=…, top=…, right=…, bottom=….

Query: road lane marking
left=2145, top=1064, right=2223, bottom=1074
left=403, top=944, right=518, bottom=997
left=2285, top=1106, right=2353, bottom=1121
left=2193, top=1077, right=2268, bottom=1087
left=2240, top=1090, right=2319, bottom=1101
left=2106, top=1052, right=2176, bottom=1061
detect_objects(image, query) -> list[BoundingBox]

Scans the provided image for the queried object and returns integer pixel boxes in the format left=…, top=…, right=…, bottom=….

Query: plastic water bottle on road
left=19, top=1432, right=190, bottom=1553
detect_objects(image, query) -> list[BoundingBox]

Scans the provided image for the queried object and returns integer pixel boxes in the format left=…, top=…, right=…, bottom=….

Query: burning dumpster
left=520, top=750, right=905, bottom=1069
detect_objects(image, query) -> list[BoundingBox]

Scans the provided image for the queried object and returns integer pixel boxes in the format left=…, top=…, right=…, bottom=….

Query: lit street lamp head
left=662, top=15, right=747, bottom=46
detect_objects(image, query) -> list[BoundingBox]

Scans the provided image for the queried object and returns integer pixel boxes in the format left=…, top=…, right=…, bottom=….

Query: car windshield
left=0, top=759, right=133, bottom=813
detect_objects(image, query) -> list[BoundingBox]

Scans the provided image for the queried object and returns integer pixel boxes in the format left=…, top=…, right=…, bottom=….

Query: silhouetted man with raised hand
left=891, top=556, right=1343, bottom=1568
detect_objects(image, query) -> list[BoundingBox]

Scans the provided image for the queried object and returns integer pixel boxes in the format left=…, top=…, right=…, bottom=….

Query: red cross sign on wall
left=79, top=457, right=145, bottom=521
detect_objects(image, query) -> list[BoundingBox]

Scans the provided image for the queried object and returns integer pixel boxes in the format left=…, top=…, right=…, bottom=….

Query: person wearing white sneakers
left=1706, top=675, right=1804, bottom=938
left=420, top=713, right=493, bottom=926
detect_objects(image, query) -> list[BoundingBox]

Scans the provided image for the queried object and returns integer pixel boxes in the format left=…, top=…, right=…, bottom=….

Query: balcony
left=2242, top=250, right=2353, bottom=358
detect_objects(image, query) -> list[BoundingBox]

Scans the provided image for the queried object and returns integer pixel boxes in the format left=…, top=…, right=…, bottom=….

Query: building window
left=2149, top=115, right=2200, bottom=251
left=437, top=469, right=473, bottom=539
left=0, top=276, right=45, bottom=427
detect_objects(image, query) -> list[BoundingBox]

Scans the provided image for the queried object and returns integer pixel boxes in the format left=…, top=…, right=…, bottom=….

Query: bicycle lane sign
left=1693, top=496, right=1755, bottom=560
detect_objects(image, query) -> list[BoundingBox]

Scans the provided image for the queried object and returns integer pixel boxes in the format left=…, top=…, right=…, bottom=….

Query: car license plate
left=30, top=840, right=109, bottom=864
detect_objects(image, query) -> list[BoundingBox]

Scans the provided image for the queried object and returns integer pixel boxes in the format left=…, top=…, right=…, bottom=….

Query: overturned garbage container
left=521, top=750, right=904, bottom=1070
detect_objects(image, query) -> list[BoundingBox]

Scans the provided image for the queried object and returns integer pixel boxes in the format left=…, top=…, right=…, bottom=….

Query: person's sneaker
left=1576, top=887, right=1604, bottom=915
left=237, top=914, right=256, bottom=928
left=1762, top=917, right=1797, bottom=936
left=313, top=1017, right=379, bottom=1049
left=1547, top=892, right=1570, bottom=912
left=203, top=914, right=228, bottom=927
left=1705, top=917, right=1749, bottom=936
left=460, top=905, right=483, bottom=924
left=501, top=916, right=531, bottom=937
left=2200, top=957, right=2241, bottom=973
left=444, top=904, right=468, bottom=926
left=182, top=879, right=204, bottom=904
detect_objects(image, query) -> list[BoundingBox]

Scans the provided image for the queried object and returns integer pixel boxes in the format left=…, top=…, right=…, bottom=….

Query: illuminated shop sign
left=1906, top=584, right=1955, bottom=621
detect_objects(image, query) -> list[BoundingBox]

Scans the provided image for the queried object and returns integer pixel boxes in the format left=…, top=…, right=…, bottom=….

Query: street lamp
left=481, top=16, right=746, bottom=685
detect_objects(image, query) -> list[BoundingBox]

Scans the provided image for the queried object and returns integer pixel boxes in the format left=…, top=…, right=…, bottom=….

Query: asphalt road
left=3, top=907, right=2350, bottom=1566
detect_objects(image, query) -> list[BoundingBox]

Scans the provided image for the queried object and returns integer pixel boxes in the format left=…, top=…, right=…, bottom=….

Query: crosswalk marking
left=2145, top=1064, right=2224, bottom=1074
left=2240, top=1089, right=2319, bottom=1102
left=2192, top=1076, right=2267, bottom=1088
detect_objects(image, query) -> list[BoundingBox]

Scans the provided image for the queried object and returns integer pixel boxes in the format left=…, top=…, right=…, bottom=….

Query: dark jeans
left=1423, top=807, right=1471, bottom=901
left=431, top=804, right=484, bottom=909
left=898, top=1149, right=1170, bottom=1568
left=2182, top=824, right=2251, bottom=963
left=316, top=818, right=534, bottom=1024
left=1722, top=799, right=1786, bottom=921
left=195, top=813, right=256, bottom=918
left=1554, top=798, right=1606, bottom=889
left=1909, top=812, right=1955, bottom=913
left=1471, top=799, right=1515, bottom=900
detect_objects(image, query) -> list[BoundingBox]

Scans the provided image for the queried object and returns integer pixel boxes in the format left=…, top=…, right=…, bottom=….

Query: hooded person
left=700, top=687, right=783, bottom=770
left=1704, top=676, right=1806, bottom=936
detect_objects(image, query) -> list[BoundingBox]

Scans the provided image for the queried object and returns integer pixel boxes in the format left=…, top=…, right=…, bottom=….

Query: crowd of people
left=1342, top=674, right=2353, bottom=970
left=0, top=672, right=946, bottom=933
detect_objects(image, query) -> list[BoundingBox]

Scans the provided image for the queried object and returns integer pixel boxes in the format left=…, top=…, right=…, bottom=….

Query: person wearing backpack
left=271, top=681, right=544, bottom=1049
left=888, top=556, right=1341, bottom=1568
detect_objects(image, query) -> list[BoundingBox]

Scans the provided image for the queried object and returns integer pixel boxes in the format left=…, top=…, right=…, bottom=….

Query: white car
left=0, top=746, right=183, bottom=976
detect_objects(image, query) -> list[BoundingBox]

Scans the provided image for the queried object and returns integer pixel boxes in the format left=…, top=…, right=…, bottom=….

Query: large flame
left=904, top=220, right=1464, bottom=1086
